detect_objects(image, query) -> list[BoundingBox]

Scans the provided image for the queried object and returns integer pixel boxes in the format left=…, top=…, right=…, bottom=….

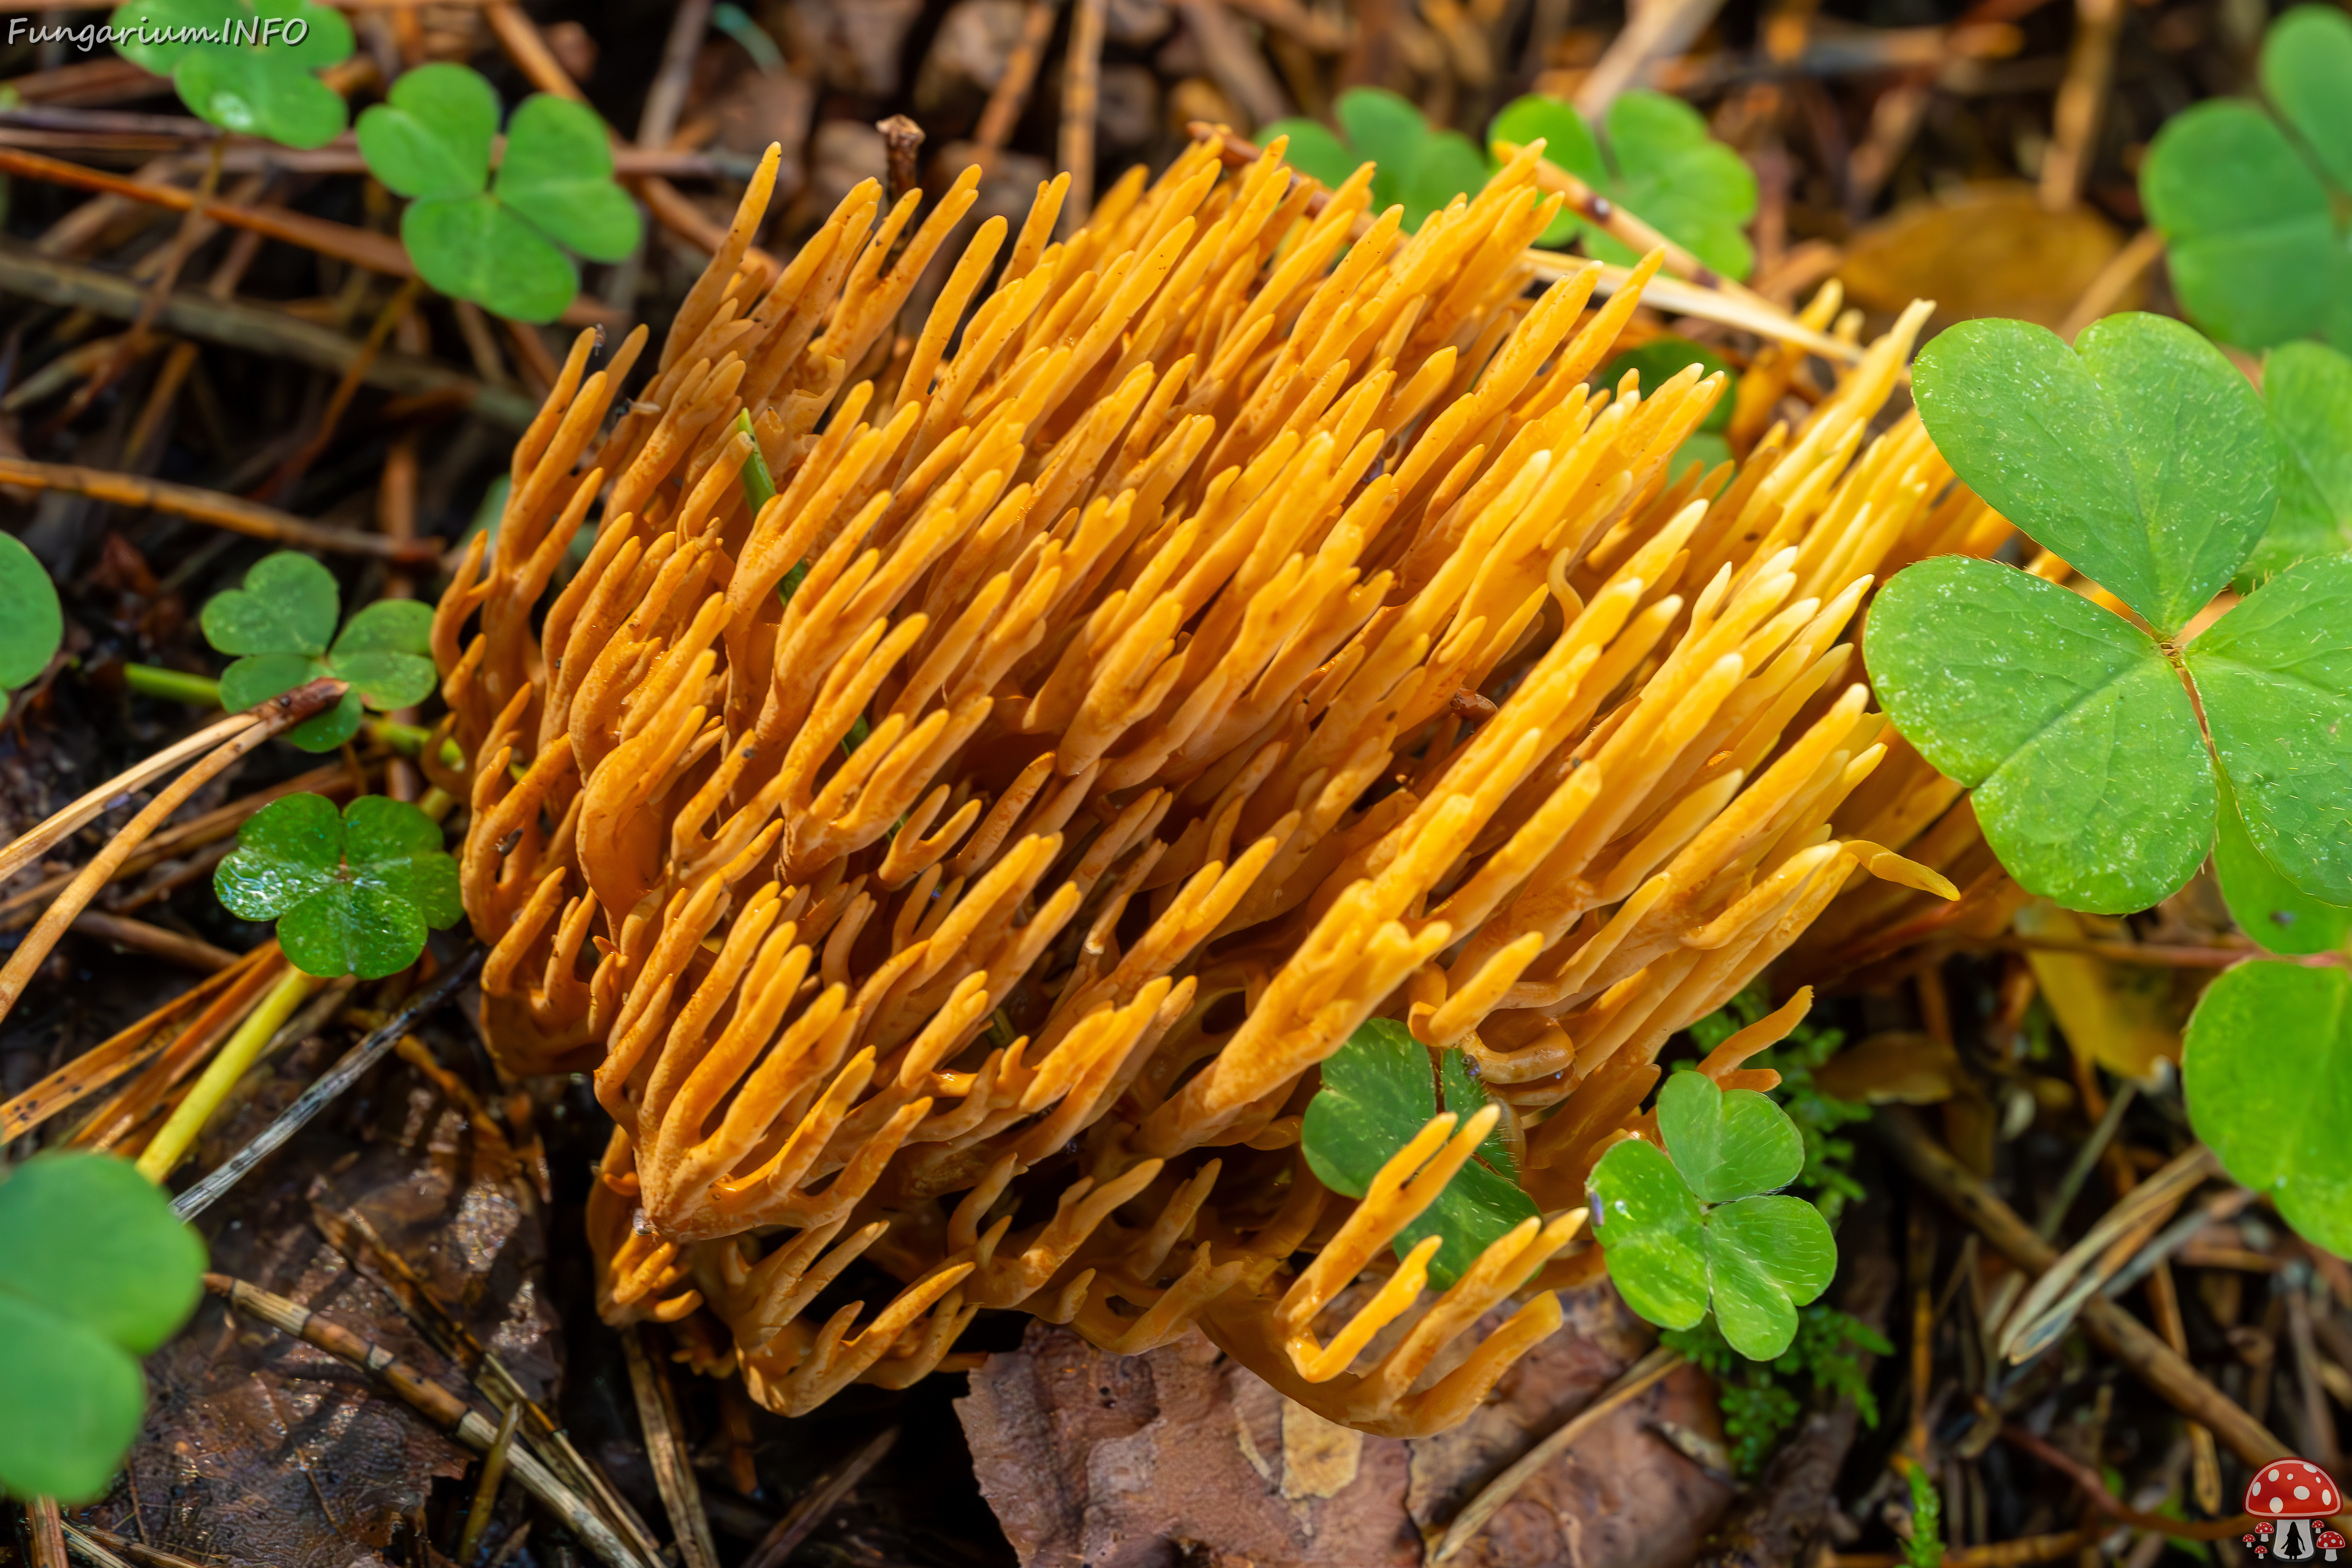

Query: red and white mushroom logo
left=2245, top=1461, right=2343, bottom=1562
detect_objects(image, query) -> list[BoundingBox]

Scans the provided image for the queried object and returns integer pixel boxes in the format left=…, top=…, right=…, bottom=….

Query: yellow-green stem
left=136, top=967, right=320, bottom=1183
left=123, top=663, right=222, bottom=707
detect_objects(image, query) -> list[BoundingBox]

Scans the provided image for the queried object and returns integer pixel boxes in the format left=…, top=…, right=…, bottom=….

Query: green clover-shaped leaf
left=2141, top=7, right=2352, bottom=350
left=1589, top=1102, right=1834, bottom=1362
left=1262, top=88, right=1492, bottom=233
left=1301, top=1019, right=1539, bottom=1287
left=201, top=552, right=436, bottom=750
left=0, top=533, right=64, bottom=693
left=1488, top=91, right=1757, bottom=280
left=353, top=66, right=641, bottom=323
left=495, top=96, right=641, bottom=262
left=2184, top=960, right=2352, bottom=1257
left=0, top=1152, right=206, bottom=1501
left=355, top=60, right=499, bottom=199
left=1874, top=311, right=2352, bottom=916
left=111, top=0, right=355, bottom=149
left=214, top=793, right=460, bottom=978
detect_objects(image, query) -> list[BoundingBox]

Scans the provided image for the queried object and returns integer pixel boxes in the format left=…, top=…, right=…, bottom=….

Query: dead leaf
left=1811, top=1031, right=1967, bottom=1105
left=957, top=1283, right=1732, bottom=1567
left=2015, top=900, right=2182, bottom=1082
left=1839, top=183, right=2141, bottom=331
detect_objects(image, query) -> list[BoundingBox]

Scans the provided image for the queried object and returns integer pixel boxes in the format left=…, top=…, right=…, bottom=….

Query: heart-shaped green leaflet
left=1261, top=89, right=1491, bottom=233
left=110, top=0, right=355, bottom=150
left=355, top=61, right=499, bottom=199
left=2212, top=780, right=2352, bottom=956
left=495, top=96, right=643, bottom=262
left=0, top=1152, right=206, bottom=1501
left=0, top=533, right=64, bottom=693
left=2184, top=555, right=2352, bottom=906
left=214, top=793, right=461, bottom=978
left=1864, top=554, right=2215, bottom=914
left=1654, top=1069, right=1803, bottom=1204
left=1300, top=1019, right=1539, bottom=1286
left=203, top=552, right=436, bottom=750
left=2183, top=960, right=2352, bottom=1257
left=2250, top=341, right=2352, bottom=588
left=2140, top=7, right=2352, bottom=350
left=1487, top=92, right=1758, bottom=279
left=1912, top=314, right=2280, bottom=637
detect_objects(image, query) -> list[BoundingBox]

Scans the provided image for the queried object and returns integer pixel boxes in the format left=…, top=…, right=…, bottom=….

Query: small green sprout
left=1660, top=1305, right=1889, bottom=1476
left=1874, top=312, right=2352, bottom=915
left=110, top=0, right=355, bottom=149
left=214, top=793, right=461, bottom=978
left=1262, top=89, right=1493, bottom=233
left=356, top=62, right=641, bottom=323
left=1300, top=1019, right=1537, bottom=1287
left=2140, top=6, right=2352, bottom=350
left=200, top=550, right=435, bottom=752
left=1902, top=1464, right=1945, bottom=1568
left=0, top=533, right=64, bottom=696
left=1490, top=91, right=1758, bottom=279
left=1589, top=1071, right=1836, bottom=1360
left=0, top=1152, right=206, bottom=1501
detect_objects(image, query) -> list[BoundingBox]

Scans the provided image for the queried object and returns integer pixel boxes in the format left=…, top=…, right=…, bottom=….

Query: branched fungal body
left=432, top=134, right=1981, bottom=1433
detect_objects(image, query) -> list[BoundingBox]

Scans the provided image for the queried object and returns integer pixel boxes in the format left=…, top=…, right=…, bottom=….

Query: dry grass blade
left=622, top=1326, right=723, bottom=1568
left=0, top=704, right=275, bottom=885
left=0, top=456, right=442, bottom=562
left=741, top=1428, right=897, bottom=1568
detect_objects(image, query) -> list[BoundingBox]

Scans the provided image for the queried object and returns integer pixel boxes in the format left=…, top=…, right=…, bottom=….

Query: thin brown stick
left=68, top=911, right=239, bottom=971
left=257, top=274, right=422, bottom=502
left=72, top=1531, right=207, bottom=1568
left=205, top=1272, right=649, bottom=1568
left=0, top=456, right=439, bottom=562
left=1221, top=0, right=1350, bottom=51
left=459, top=1400, right=526, bottom=1564
left=1059, top=0, right=1109, bottom=233
left=0, top=704, right=271, bottom=886
left=1173, top=0, right=1289, bottom=128
left=56, top=1521, right=136, bottom=1568
left=0, top=248, right=537, bottom=428
left=1874, top=1107, right=2295, bottom=1468
left=1575, top=0, right=1730, bottom=116
left=1825, top=1529, right=2100, bottom=1567
left=971, top=0, right=1061, bottom=162
left=624, top=1327, right=722, bottom=1568
left=1433, top=1346, right=1685, bottom=1561
left=2059, top=228, right=2166, bottom=341
left=638, top=0, right=715, bottom=150
left=28, top=1499, right=69, bottom=1568
left=741, top=1428, right=898, bottom=1568
left=0, top=679, right=342, bottom=1028
left=1996, top=1420, right=2257, bottom=1538
left=2038, top=0, right=2122, bottom=211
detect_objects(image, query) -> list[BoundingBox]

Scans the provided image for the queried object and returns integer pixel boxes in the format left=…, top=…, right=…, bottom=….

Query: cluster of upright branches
left=429, top=134, right=1991, bottom=1434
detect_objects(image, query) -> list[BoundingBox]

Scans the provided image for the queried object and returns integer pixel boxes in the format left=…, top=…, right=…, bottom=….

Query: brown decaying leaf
left=2014, top=900, right=2183, bottom=1082
left=1836, top=182, right=2143, bottom=333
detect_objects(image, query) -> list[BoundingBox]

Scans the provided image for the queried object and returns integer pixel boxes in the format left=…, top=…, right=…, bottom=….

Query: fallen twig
left=206, top=1270, right=649, bottom=1568
left=171, top=946, right=482, bottom=1218
left=1996, top=1419, right=2257, bottom=1538
left=0, top=248, right=538, bottom=428
left=971, top=0, right=1061, bottom=166
left=66, top=911, right=238, bottom=971
left=1059, top=0, right=1109, bottom=234
left=0, top=680, right=344, bottom=1029
left=1432, top=1345, right=1685, bottom=1561
left=624, top=1326, right=723, bottom=1568
left=1874, top=1107, right=2294, bottom=1466
left=741, top=1428, right=898, bottom=1568
left=0, top=455, right=440, bottom=562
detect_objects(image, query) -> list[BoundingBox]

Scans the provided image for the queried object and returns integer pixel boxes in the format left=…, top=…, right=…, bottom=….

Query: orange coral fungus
left=432, top=134, right=1973, bottom=1434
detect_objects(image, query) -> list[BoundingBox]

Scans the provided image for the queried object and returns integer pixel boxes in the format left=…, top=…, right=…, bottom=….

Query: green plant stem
left=135, top=967, right=320, bottom=1183
left=124, top=663, right=222, bottom=707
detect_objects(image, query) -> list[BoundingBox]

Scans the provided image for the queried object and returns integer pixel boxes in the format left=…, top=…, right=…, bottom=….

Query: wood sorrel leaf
left=2184, top=960, right=2352, bottom=1257
left=1655, top=1070, right=1802, bottom=1203
left=1487, top=91, right=1757, bottom=278
left=2253, top=341, right=2352, bottom=587
left=1703, top=1194, right=1837, bottom=1360
left=1912, top=314, right=2279, bottom=634
left=1439, top=1047, right=1515, bottom=1177
left=330, top=598, right=437, bottom=709
left=1864, top=554, right=2215, bottom=914
left=1589, top=1137, right=1708, bottom=1330
left=402, top=194, right=579, bottom=325
left=0, top=1152, right=205, bottom=1501
left=215, top=793, right=459, bottom=979
left=496, top=96, right=642, bottom=262
left=0, top=533, right=63, bottom=692
left=1301, top=1019, right=1539, bottom=1287
left=2184, top=554, right=2352, bottom=905
left=2260, top=6, right=2352, bottom=192
left=112, top=0, right=355, bottom=149
left=200, top=549, right=338, bottom=656
left=354, top=61, right=498, bottom=200
left=2141, top=100, right=2343, bottom=351
left=2213, top=780, right=2352, bottom=956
